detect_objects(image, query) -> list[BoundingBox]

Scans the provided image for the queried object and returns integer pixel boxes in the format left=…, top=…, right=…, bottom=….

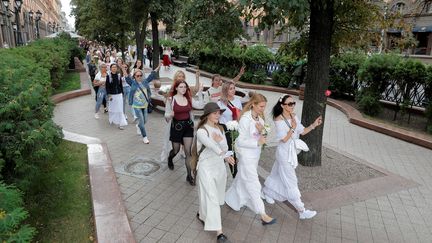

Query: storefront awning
left=412, top=26, right=432, bottom=33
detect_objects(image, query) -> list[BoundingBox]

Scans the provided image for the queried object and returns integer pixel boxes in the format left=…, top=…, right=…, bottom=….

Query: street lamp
left=35, top=10, right=42, bottom=38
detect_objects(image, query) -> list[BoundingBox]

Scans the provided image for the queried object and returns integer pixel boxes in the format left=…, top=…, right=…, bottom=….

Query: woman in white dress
left=196, top=102, right=235, bottom=243
left=217, top=81, right=242, bottom=178
left=225, top=93, right=276, bottom=225
left=262, top=95, right=322, bottom=219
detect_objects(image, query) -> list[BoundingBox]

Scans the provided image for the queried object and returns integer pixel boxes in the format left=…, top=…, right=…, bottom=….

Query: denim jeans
left=95, top=87, right=107, bottom=113
left=134, top=107, right=148, bottom=137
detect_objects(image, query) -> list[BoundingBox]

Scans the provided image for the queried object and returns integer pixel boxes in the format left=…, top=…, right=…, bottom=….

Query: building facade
left=0, top=0, right=61, bottom=48
left=383, top=0, right=432, bottom=55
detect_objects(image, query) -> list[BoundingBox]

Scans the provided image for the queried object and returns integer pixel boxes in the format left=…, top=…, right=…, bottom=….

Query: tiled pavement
left=53, top=65, right=432, bottom=242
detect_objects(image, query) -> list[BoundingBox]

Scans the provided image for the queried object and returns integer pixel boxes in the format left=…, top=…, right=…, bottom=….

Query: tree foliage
left=179, top=0, right=244, bottom=56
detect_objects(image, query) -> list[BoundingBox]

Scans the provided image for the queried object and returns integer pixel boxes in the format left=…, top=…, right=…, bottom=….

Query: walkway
left=53, top=64, right=432, bottom=242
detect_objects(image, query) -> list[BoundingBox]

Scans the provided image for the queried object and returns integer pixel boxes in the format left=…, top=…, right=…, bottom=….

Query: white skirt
left=225, top=151, right=265, bottom=214
left=108, top=94, right=127, bottom=126
left=263, top=154, right=305, bottom=212
left=197, top=157, right=227, bottom=231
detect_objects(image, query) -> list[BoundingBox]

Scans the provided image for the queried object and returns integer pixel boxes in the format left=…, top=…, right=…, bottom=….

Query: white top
left=197, top=124, right=229, bottom=162
left=94, top=72, right=107, bottom=86
left=235, top=110, right=264, bottom=157
left=204, top=86, right=222, bottom=103
left=217, top=97, right=242, bottom=125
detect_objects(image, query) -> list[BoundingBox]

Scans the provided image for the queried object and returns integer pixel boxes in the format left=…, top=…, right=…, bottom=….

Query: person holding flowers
left=195, top=103, right=235, bottom=243
left=225, top=93, right=276, bottom=225
left=262, top=94, right=322, bottom=219
left=217, top=81, right=242, bottom=178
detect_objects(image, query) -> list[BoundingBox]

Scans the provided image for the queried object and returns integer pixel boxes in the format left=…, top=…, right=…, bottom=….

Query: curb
left=52, top=66, right=136, bottom=242
left=186, top=67, right=432, bottom=150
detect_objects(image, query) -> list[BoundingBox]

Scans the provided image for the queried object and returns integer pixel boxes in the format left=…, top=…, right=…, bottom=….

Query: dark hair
left=133, top=59, right=143, bottom=69
left=272, top=95, right=291, bottom=119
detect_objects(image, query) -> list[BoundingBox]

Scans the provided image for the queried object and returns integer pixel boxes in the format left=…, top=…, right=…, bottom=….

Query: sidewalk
left=53, top=64, right=432, bottom=242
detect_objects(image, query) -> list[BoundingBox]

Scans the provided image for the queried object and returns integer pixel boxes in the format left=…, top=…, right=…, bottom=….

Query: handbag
left=228, top=101, right=241, bottom=121
left=281, top=114, right=309, bottom=154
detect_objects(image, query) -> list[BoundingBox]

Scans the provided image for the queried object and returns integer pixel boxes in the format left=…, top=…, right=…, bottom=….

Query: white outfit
left=225, top=111, right=266, bottom=214
left=204, top=86, right=222, bottom=103
left=108, top=94, right=128, bottom=126
left=263, top=116, right=308, bottom=211
left=197, top=125, right=229, bottom=231
left=217, top=97, right=242, bottom=125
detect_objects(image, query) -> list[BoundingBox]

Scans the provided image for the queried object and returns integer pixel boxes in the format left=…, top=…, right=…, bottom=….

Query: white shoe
left=125, top=114, right=128, bottom=120
left=299, top=210, right=317, bottom=219
left=143, top=137, right=150, bottom=144
left=118, top=126, right=125, bottom=130
left=94, top=113, right=99, bottom=119
left=136, top=124, right=141, bottom=135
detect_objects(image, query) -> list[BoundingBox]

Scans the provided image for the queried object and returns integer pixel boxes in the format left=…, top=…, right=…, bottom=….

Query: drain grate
left=124, top=157, right=160, bottom=176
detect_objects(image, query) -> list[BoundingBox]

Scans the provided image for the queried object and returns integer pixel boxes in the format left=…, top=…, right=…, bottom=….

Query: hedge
left=0, top=35, right=80, bottom=191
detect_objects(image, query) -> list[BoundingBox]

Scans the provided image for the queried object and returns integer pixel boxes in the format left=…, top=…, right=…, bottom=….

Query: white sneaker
left=143, top=137, right=150, bottom=144
left=136, top=124, right=141, bottom=135
left=125, top=114, right=128, bottom=120
left=94, top=113, right=99, bottom=119
left=299, top=210, right=317, bottom=219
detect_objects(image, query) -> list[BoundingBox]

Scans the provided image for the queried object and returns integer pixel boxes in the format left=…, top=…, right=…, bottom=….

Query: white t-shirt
left=94, top=72, right=107, bottom=86
left=217, top=97, right=242, bottom=125
left=205, top=86, right=222, bottom=103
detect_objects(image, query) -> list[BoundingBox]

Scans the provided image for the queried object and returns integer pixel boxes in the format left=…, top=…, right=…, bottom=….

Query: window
left=392, top=2, right=405, bottom=14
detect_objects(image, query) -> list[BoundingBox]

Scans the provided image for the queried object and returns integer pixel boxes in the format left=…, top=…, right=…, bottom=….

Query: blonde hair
left=241, top=93, right=267, bottom=119
left=173, top=70, right=186, bottom=83
left=220, top=81, right=235, bottom=105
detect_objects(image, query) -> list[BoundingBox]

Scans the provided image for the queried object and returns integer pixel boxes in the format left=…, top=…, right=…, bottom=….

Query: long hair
left=133, top=59, right=143, bottom=69
left=173, top=70, right=186, bottom=83
left=272, top=94, right=291, bottom=120
left=241, top=93, right=267, bottom=119
left=220, top=81, right=235, bottom=105
left=211, top=74, right=221, bottom=86
left=169, top=80, right=192, bottom=105
left=197, top=112, right=223, bottom=132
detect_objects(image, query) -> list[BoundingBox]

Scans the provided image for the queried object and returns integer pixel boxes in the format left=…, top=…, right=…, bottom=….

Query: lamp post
left=28, top=10, right=33, bottom=40
left=35, top=9, right=41, bottom=38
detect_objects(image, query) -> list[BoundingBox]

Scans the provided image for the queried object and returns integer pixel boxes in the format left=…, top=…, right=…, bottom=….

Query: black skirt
left=169, top=118, right=194, bottom=143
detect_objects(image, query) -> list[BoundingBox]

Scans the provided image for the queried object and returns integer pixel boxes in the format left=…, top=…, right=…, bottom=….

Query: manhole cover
left=124, top=157, right=160, bottom=176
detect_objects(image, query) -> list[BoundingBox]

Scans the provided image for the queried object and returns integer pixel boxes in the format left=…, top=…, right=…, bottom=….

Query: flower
left=325, top=89, right=332, bottom=97
left=261, top=124, right=271, bottom=136
left=159, top=85, right=171, bottom=94
left=226, top=120, right=239, bottom=131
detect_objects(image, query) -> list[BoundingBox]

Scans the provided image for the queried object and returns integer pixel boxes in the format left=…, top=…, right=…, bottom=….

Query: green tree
left=239, top=0, right=380, bottom=166
left=179, top=0, right=244, bottom=56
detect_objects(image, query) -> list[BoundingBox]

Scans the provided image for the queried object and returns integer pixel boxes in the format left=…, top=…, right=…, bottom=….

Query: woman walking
left=123, top=63, right=161, bottom=143
left=106, top=64, right=128, bottom=129
left=93, top=63, right=108, bottom=119
left=163, top=77, right=203, bottom=185
left=262, top=95, right=322, bottom=219
left=196, top=102, right=235, bottom=243
left=225, top=93, right=276, bottom=225
left=217, top=81, right=242, bottom=178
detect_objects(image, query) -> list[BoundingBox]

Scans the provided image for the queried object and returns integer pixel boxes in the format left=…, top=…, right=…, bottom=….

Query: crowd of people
left=83, top=41, right=323, bottom=243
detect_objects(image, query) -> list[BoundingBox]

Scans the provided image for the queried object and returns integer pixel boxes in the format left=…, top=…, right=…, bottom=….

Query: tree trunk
left=151, top=12, right=160, bottom=77
left=299, top=0, right=334, bottom=167
left=135, top=17, right=147, bottom=62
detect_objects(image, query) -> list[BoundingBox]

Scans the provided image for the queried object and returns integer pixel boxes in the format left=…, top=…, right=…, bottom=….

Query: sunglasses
left=283, top=102, right=296, bottom=107
left=135, top=75, right=142, bottom=77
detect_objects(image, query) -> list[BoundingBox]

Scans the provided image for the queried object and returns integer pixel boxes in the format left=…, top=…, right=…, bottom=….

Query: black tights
left=169, top=137, right=193, bottom=177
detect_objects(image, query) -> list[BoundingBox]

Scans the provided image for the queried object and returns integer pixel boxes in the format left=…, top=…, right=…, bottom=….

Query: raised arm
left=232, top=65, right=245, bottom=84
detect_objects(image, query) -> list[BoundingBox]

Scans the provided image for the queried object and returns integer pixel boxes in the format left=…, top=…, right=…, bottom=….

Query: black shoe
left=196, top=213, right=204, bottom=225
left=217, top=234, right=230, bottom=243
left=186, top=175, right=195, bottom=186
left=261, top=218, right=277, bottom=225
left=168, top=156, right=174, bottom=170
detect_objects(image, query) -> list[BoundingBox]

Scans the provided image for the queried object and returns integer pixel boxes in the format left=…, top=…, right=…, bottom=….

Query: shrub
left=358, top=54, right=401, bottom=93
left=356, top=90, right=381, bottom=116
left=0, top=37, right=69, bottom=191
left=272, top=70, right=291, bottom=87
left=0, top=182, right=36, bottom=242
left=251, top=69, right=268, bottom=84
left=329, top=52, right=366, bottom=98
